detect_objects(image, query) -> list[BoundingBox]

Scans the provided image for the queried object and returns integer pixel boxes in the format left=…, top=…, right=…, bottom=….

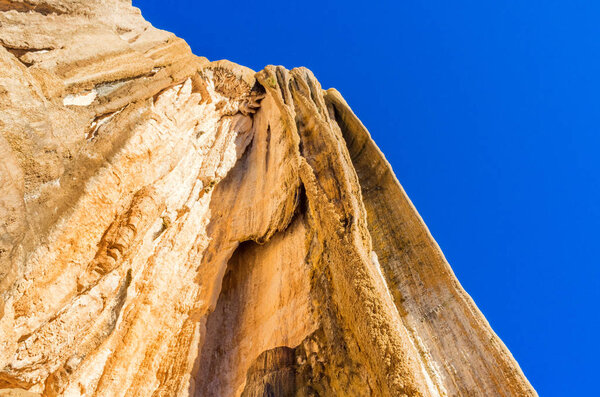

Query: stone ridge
left=0, top=1, right=536, bottom=396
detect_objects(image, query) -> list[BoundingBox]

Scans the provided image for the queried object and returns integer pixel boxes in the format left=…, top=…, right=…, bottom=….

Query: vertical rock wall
left=0, top=1, right=536, bottom=396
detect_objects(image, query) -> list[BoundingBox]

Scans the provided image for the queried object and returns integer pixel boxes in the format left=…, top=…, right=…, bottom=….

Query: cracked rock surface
left=0, top=1, right=536, bottom=396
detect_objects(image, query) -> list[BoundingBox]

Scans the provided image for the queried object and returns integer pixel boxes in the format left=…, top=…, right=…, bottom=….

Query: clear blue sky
left=135, top=1, right=599, bottom=394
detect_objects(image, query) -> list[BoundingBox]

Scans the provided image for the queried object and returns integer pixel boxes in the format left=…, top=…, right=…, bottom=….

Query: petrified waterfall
left=0, top=1, right=535, bottom=396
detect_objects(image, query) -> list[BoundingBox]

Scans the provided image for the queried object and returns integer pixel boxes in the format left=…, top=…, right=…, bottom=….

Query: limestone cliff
left=0, top=1, right=536, bottom=396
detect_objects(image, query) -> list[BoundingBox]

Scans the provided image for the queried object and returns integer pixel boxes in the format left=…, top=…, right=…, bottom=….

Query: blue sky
left=135, top=1, right=599, bottom=394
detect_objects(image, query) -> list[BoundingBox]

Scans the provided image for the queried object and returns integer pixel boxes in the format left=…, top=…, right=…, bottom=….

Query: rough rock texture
left=0, top=1, right=536, bottom=396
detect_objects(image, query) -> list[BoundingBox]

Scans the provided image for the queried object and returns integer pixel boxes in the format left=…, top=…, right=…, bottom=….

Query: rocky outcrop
left=0, top=1, right=536, bottom=396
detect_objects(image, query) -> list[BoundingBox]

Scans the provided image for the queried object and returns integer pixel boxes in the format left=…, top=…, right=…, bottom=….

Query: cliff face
left=0, top=1, right=535, bottom=396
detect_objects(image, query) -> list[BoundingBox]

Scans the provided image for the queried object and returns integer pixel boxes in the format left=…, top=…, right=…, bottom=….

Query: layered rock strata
left=0, top=1, right=536, bottom=396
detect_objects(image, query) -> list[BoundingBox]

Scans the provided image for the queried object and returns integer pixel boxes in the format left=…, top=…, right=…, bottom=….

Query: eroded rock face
left=0, top=1, right=536, bottom=396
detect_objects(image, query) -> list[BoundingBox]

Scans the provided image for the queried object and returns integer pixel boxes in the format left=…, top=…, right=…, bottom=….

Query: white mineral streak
left=63, top=90, right=97, bottom=106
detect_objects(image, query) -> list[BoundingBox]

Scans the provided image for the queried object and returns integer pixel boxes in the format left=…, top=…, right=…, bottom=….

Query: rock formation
left=0, top=1, right=536, bottom=396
